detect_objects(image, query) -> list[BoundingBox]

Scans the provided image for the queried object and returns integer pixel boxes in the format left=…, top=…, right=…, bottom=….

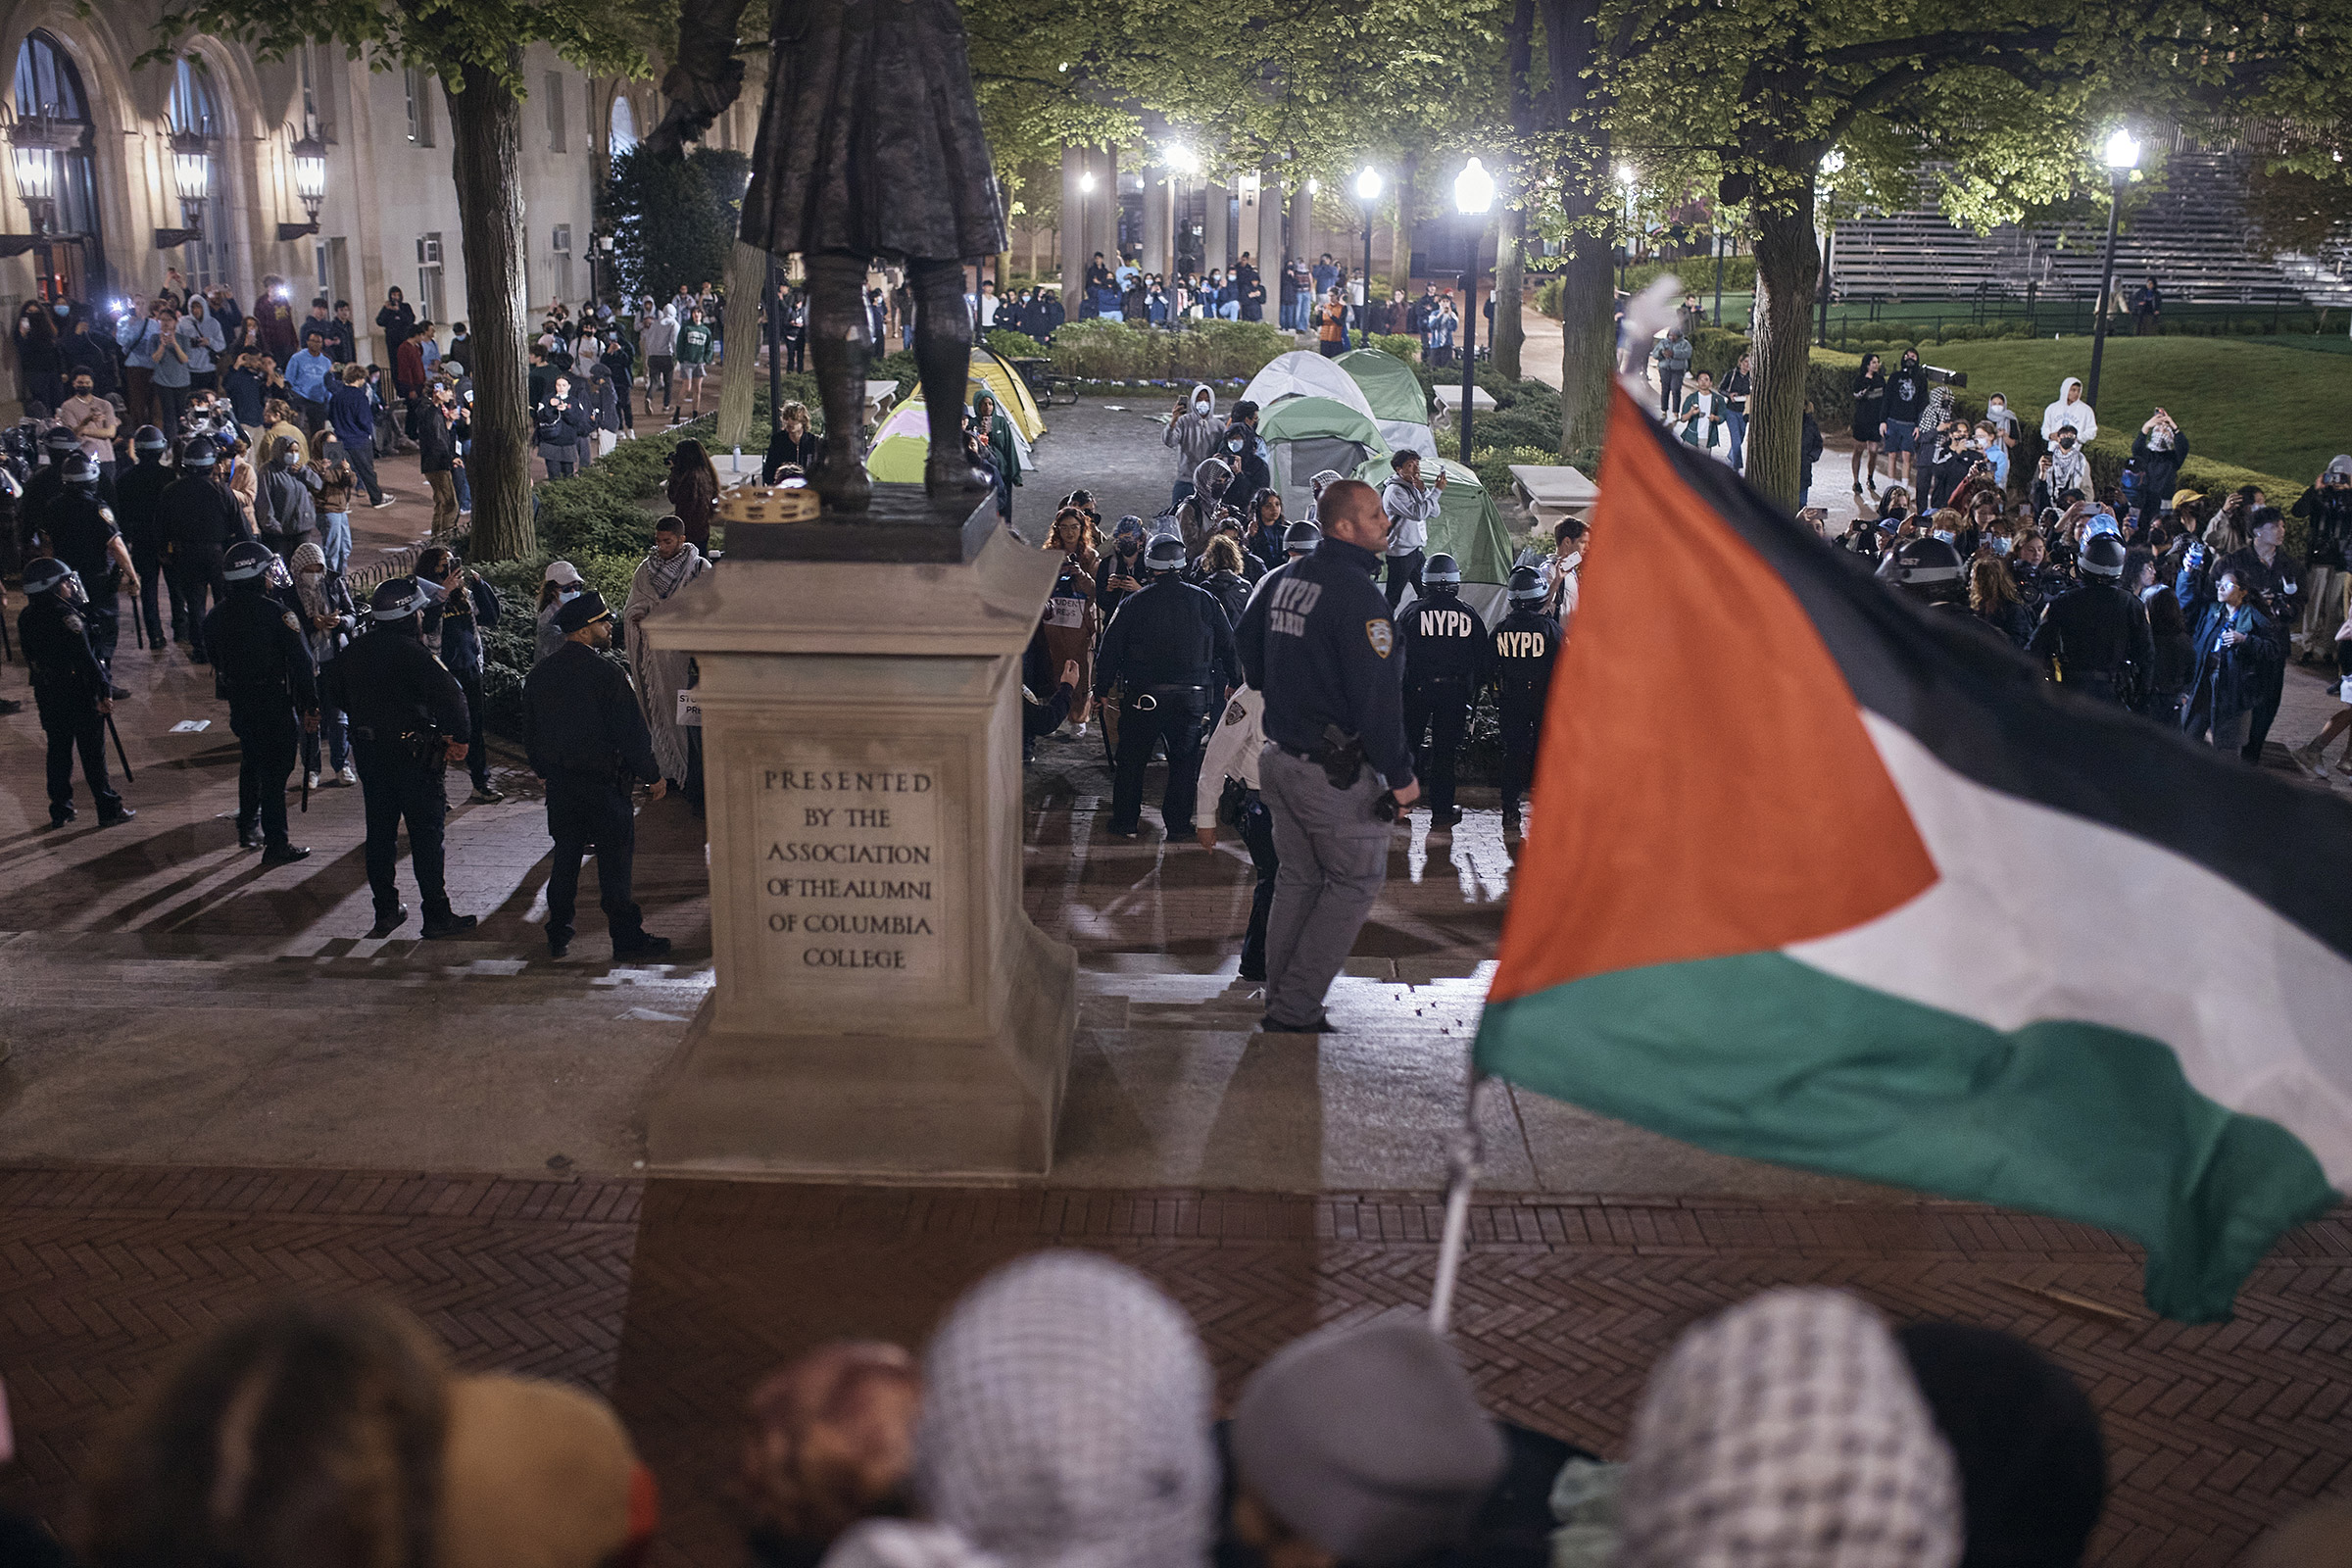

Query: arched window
left=167, top=57, right=232, bottom=295
left=610, top=93, right=637, bottom=156
left=10, top=30, right=102, bottom=302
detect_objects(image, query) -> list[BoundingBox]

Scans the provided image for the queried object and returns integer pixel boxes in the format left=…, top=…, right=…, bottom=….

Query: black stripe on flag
left=1637, top=414, right=2352, bottom=966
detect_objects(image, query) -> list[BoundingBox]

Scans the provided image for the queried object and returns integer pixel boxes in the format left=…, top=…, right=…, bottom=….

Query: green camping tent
left=1256, top=395, right=1386, bottom=449
left=1336, top=349, right=1431, bottom=423
left=1353, top=455, right=1515, bottom=586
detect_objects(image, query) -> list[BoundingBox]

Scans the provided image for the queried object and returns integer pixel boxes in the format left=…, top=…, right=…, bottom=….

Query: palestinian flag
left=1477, top=385, right=2352, bottom=1322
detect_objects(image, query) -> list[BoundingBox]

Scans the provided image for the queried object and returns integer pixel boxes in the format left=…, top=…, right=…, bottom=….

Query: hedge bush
left=1368, top=332, right=1423, bottom=364
left=986, top=328, right=1050, bottom=363
left=1046, top=318, right=1291, bottom=382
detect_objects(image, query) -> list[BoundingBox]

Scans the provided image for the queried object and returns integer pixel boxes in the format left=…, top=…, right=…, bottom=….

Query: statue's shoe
left=924, top=453, right=994, bottom=498
left=813, top=462, right=872, bottom=513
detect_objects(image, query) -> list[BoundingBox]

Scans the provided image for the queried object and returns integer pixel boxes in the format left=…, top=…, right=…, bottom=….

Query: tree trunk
left=1492, top=0, right=1533, bottom=383
left=717, top=238, right=768, bottom=454
left=445, top=57, right=531, bottom=564
left=1494, top=205, right=1527, bottom=382
left=1390, top=154, right=1417, bottom=309
left=1746, top=193, right=1819, bottom=509
left=1540, top=0, right=1613, bottom=456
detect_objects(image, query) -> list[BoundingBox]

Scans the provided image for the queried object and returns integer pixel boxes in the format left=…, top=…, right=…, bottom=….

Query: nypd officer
left=40, top=453, right=139, bottom=682
left=1093, top=531, right=1242, bottom=839
left=322, top=579, right=476, bottom=940
left=1245, top=516, right=1321, bottom=608
left=18, top=424, right=81, bottom=552
left=1489, top=565, right=1561, bottom=835
left=1395, top=552, right=1490, bottom=831
left=117, top=425, right=178, bottom=648
left=158, top=435, right=248, bottom=664
left=2029, top=531, right=2153, bottom=702
left=1235, top=478, right=1419, bottom=1034
left=19, top=557, right=133, bottom=829
left=522, top=589, right=672, bottom=961
left=204, top=539, right=317, bottom=864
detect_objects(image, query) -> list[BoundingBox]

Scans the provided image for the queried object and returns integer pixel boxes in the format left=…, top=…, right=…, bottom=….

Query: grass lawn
left=1915, top=337, right=2347, bottom=484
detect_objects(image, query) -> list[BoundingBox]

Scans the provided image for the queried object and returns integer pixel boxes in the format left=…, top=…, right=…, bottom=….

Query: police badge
left=1365, top=619, right=1394, bottom=658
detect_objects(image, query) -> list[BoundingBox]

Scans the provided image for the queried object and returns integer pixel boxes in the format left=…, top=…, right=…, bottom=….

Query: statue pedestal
left=638, top=492, right=1075, bottom=1177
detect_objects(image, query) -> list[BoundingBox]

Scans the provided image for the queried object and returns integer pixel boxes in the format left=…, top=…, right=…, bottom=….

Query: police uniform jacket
left=160, top=473, right=249, bottom=560
left=203, top=585, right=319, bottom=719
left=1235, top=535, right=1415, bottom=787
left=522, top=640, right=660, bottom=786
left=115, top=460, right=173, bottom=555
left=1093, top=575, right=1242, bottom=701
left=2027, top=581, right=2154, bottom=685
left=18, top=464, right=63, bottom=551
left=322, top=623, right=469, bottom=752
left=1396, top=593, right=1493, bottom=688
left=1490, top=609, right=1562, bottom=721
left=42, top=492, right=121, bottom=594
left=19, top=593, right=107, bottom=713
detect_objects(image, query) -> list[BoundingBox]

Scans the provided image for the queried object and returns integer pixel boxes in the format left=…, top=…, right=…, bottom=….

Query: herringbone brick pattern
left=2, top=1168, right=2345, bottom=1567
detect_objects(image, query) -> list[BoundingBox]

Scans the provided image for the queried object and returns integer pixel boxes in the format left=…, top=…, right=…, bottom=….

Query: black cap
left=1508, top=565, right=1545, bottom=604
left=222, top=539, right=275, bottom=582
left=182, top=435, right=219, bottom=469
left=1144, top=534, right=1188, bottom=572
left=554, top=588, right=613, bottom=635
left=370, top=578, right=427, bottom=621
left=1284, top=518, right=1322, bottom=552
left=2080, top=533, right=2128, bottom=578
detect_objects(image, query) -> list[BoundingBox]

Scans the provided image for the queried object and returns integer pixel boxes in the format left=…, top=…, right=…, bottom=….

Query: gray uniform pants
left=1258, top=746, right=1391, bottom=1027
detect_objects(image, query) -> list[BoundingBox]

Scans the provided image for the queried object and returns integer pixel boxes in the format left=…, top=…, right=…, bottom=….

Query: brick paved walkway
left=0, top=1166, right=2344, bottom=1565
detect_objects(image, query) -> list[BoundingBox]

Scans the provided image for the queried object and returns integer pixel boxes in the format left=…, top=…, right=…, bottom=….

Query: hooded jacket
left=2040, top=378, right=2097, bottom=442
left=1166, top=385, right=1221, bottom=478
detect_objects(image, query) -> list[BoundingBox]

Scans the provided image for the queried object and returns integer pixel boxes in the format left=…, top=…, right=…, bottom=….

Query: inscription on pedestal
left=756, top=762, right=945, bottom=981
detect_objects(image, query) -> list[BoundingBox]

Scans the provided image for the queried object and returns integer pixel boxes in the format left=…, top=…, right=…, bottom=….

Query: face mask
left=1933, top=529, right=1956, bottom=545
left=2059, top=438, right=2076, bottom=449
left=1989, top=535, right=2013, bottom=557
left=558, top=586, right=582, bottom=605
left=1195, top=400, right=1209, bottom=414
left=51, top=304, right=68, bottom=317
left=1227, top=440, right=1245, bottom=453
left=1988, top=403, right=2005, bottom=416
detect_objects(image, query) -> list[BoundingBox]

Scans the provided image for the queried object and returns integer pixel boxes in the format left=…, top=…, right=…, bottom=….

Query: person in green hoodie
left=969, top=389, right=1019, bottom=525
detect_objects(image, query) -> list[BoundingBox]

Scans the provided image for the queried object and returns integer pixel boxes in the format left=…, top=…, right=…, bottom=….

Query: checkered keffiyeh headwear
left=910, top=1252, right=1215, bottom=1568
left=1617, top=1289, right=1961, bottom=1568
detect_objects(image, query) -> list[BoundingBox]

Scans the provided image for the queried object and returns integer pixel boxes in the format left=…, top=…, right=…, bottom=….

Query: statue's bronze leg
left=908, top=258, right=990, bottom=497
left=806, top=251, right=872, bottom=512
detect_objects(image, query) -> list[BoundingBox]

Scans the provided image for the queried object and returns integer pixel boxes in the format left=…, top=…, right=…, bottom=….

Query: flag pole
left=1428, top=1074, right=1486, bottom=1335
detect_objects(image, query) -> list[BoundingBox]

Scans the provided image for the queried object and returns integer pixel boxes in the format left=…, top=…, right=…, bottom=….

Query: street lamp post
left=1615, top=165, right=1638, bottom=293
left=1454, top=157, right=1494, bottom=460
left=1355, top=168, right=1381, bottom=323
left=2085, top=128, right=2139, bottom=410
left=1815, top=149, right=1844, bottom=348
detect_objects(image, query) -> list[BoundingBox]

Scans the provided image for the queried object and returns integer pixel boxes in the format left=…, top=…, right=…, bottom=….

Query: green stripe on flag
left=1476, top=953, right=2335, bottom=1322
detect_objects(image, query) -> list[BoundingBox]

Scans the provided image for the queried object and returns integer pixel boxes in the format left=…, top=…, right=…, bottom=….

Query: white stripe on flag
left=1787, top=714, right=2352, bottom=1186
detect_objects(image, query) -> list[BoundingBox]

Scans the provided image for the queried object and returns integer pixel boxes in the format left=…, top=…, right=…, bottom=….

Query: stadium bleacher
left=1828, top=151, right=2349, bottom=307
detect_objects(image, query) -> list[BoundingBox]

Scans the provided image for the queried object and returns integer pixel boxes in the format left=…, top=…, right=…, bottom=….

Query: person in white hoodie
left=1196, top=686, right=1276, bottom=981
left=2040, top=377, right=2097, bottom=443
left=1165, top=383, right=1222, bottom=509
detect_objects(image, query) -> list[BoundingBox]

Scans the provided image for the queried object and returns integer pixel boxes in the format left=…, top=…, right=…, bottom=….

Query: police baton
left=300, top=760, right=310, bottom=812
left=105, top=709, right=134, bottom=783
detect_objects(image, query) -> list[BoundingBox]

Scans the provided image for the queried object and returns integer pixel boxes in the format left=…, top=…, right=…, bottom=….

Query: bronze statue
left=652, top=0, right=1006, bottom=512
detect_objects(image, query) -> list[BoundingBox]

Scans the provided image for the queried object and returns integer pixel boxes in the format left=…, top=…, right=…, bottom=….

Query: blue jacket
left=327, top=379, right=374, bottom=451
left=2184, top=601, right=2280, bottom=726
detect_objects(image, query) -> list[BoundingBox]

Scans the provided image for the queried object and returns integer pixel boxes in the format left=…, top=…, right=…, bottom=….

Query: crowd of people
left=1621, top=333, right=2352, bottom=772
left=15, top=1252, right=2348, bottom=1568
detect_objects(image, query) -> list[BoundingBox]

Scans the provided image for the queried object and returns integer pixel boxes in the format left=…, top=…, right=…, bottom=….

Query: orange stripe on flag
left=1490, top=387, right=1937, bottom=1004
